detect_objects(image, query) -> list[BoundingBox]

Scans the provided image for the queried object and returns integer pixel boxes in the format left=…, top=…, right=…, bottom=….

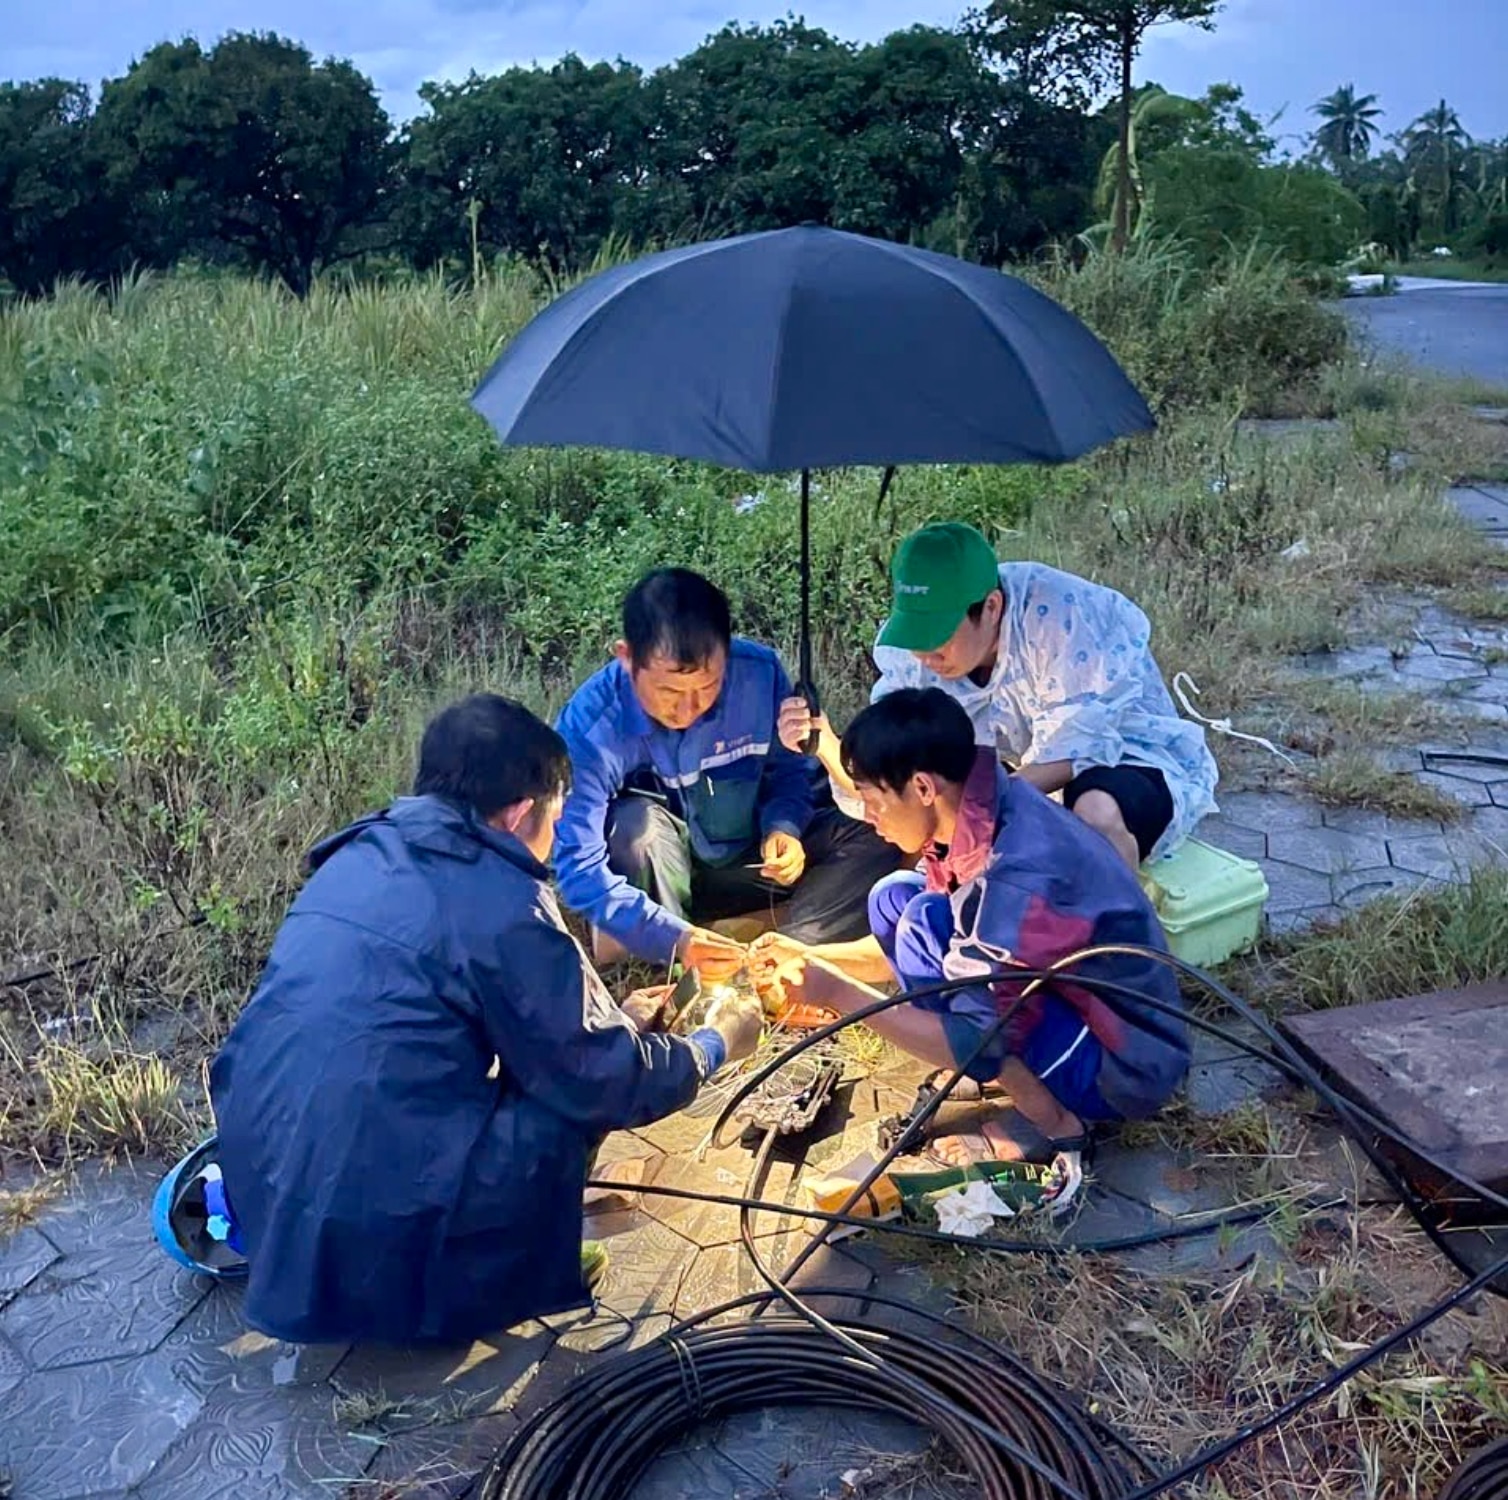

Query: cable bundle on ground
left=477, top=1299, right=1131, bottom=1500
left=1440, top=1438, right=1508, bottom=1500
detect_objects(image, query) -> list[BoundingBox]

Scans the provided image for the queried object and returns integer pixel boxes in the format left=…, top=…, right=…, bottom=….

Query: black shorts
left=1063, top=764, right=1174, bottom=862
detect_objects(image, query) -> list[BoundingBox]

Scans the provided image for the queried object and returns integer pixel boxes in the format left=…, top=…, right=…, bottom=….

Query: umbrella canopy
left=472, top=225, right=1153, bottom=472
left=470, top=225, right=1154, bottom=724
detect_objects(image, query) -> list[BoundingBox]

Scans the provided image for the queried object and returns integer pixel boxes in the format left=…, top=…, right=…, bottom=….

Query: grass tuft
left=1305, top=751, right=1467, bottom=823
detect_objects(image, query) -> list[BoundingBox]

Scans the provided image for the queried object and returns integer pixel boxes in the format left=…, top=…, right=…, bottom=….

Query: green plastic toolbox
left=1138, top=835, right=1269, bottom=968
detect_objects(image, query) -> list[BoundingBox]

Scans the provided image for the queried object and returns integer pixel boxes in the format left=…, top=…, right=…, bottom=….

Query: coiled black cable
left=480, top=1294, right=1134, bottom=1500
left=488, top=948, right=1507, bottom=1499
left=1440, top=1438, right=1508, bottom=1500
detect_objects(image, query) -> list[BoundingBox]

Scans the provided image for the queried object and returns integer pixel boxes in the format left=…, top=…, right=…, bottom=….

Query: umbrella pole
left=798, top=467, right=820, bottom=754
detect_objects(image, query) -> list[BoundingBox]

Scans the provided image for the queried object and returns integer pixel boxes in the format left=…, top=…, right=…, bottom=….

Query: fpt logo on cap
left=896, top=583, right=930, bottom=595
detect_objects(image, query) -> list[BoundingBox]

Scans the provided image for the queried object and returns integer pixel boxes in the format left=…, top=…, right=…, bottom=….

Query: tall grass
left=0, top=239, right=1496, bottom=1163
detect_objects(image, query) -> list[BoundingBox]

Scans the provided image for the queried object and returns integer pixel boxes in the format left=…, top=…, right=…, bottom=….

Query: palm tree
left=1311, top=84, right=1382, bottom=168
left=1403, top=100, right=1472, bottom=235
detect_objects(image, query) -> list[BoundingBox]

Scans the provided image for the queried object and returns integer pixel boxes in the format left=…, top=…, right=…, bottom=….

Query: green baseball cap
left=877, top=522, right=1001, bottom=652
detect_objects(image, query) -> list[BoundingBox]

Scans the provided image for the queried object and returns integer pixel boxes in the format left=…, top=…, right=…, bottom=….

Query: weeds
left=1306, top=751, right=1468, bottom=823
left=1266, top=866, right=1508, bottom=1011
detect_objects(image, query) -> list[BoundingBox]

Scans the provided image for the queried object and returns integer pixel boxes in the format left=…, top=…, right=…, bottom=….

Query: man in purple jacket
left=756, top=688, right=1188, bottom=1172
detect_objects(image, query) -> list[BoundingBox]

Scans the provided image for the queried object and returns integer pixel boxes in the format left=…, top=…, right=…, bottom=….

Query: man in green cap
left=777, top=522, right=1217, bottom=869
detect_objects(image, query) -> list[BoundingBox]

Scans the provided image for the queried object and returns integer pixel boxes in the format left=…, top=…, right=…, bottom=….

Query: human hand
left=621, top=984, right=672, bottom=1034
left=676, top=926, right=747, bottom=981
left=764, top=952, right=852, bottom=1014
left=703, top=986, right=765, bottom=1065
left=777, top=695, right=830, bottom=756
left=760, top=831, right=806, bottom=887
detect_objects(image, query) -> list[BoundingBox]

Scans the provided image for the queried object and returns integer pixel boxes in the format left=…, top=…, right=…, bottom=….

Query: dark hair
left=622, top=568, right=732, bottom=669
left=965, top=586, right=1004, bottom=626
left=841, top=688, right=977, bottom=792
left=414, top=693, right=571, bottom=817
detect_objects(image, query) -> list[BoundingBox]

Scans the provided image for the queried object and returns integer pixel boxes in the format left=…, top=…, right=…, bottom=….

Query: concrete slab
left=1267, top=826, right=1391, bottom=875
left=354, top=1412, right=517, bottom=1500
left=0, top=1226, right=60, bottom=1303
left=1282, top=982, right=1508, bottom=1205
left=0, top=1349, right=205, bottom=1499
left=134, top=1386, right=379, bottom=1499
left=1194, top=815, right=1266, bottom=861
left=1396, top=651, right=1489, bottom=683
left=1260, top=862, right=1335, bottom=914
left=0, top=1244, right=210, bottom=1370
left=1215, top=790, right=1326, bottom=834
left=331, top=1321, right=556, bottom=1431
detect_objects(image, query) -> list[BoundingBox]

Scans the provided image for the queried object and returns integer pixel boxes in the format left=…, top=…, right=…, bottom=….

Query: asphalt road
left=1340, top=278, right=1508, bottom=388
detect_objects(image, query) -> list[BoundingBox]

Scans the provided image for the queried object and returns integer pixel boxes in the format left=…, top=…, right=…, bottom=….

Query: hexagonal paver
left=1332, top=867, right=1428, bottom=909
left=158, top=1283, right=348, bottom=1400
left=1267, top=826, right=1390, bottom=876
left=1465, top=804, right=1508, bottom=844
left=1257, top=861, right=1334, bottom=914
left=638, top=1148, right=803, bottom=1247
left=1396, top=652, right=1488, bottom=683
left=1447, top=484, right=1508, bottom=531
left=1194, top=815, right=1266, bottom=861
left=585, top=1209, right=702, bottom=1320
left=1319, top=805, right=1442, bottom=838
left=1289, top=645, right=1394, bottom=681
left=593, top=1130, right=664, bottom=1167
left=0, top=1349, right=204, bottom=1498
left=1464, top=680, right=1508, bottom=707
left=0, top=1243, right=210, bottom=1370
left=1387, top=832, right=1504, bottom=879
left=1185, top=1054, right=1285, bottom=1116
left=1213, top=791, right=1324, bottom=834
left=713, top=1404, right=946, bottom=1499
left=632, top=1109, right=718, bottom=1155
left=677, top=1238, right=873, bottom=1320
left=351, top=1412, right=517, bottom=1499
left=332, top=1320, right=556, bottom=1431
left=35, top=1158, right=159, bottom=1255
left=631, top=1437, right=773, bottom=1499
left=133, top=1388, right=379, bottom=1499
left=1093, top=1142, right=1242, bottom=1218
left=1266, top=904, right=1341, bottom=935
left=1414, top=772, right=1493, bottom=807
left=0, top=1226, right=60, bottom=1302
left=0, top=1330, right=25, bottom=1401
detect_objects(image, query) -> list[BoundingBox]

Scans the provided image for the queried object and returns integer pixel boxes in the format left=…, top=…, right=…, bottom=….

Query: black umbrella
left=471, top=225, right=1153, bottom=728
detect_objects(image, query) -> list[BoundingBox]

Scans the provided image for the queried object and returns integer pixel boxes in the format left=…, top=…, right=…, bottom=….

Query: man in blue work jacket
left=554, top=569, right=904, bottom=978
left=204, top=694, right=763, bottom=1344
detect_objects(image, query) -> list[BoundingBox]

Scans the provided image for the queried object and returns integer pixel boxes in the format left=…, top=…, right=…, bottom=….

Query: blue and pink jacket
left=928, top=751, right=1189, bottom=1118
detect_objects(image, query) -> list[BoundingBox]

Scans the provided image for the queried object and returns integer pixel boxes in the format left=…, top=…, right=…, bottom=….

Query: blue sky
left=4, top=0, right=1505, bottom=145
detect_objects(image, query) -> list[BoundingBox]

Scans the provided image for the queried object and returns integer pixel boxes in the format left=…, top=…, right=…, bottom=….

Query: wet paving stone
left=0, top=1243, right=210, bottom=1370
left=133, top=1386, right=379, bottom=1499
left=1267, top=826, right=1391, bottom=876
left=1260, top=861, right=1335, bottom=915
left=331, top=1320, right=556, bottom=1431
left=1332, top=866, right=1429, bottom=908
left=350, top=1412, right=517, bottom=1499
left=0, top=1225, right=60, bottom=1303
left=582, top=1209, right=702, bottom=1320
left=158, top=1283, right=348, bottom=1399
left=1194, top=814, right=1266, bottom=861
left=0, top=1349, right=204, bottom=1499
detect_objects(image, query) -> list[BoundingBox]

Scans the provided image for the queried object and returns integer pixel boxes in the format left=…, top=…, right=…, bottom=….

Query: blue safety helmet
left=151, top=1135, right=249, bottom=1280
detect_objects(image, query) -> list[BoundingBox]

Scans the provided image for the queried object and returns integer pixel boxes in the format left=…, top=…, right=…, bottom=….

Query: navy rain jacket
left=210, top=794, right=707, bottom=1344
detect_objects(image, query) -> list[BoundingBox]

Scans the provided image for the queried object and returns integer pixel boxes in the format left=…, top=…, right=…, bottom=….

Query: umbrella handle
left=795, top=679, right=822, bottom=756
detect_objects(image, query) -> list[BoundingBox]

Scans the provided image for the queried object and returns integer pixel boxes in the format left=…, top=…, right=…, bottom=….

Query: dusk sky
left=5, top=0, right=1505, bottom=146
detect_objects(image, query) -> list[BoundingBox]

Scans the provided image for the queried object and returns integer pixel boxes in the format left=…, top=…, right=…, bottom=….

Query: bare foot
left=929, top=1106, right=1085, bottom=1169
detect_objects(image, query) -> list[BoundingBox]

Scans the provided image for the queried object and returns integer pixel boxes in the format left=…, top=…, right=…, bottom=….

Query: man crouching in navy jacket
left=553, top=568, right=906, bottom=979
left=208, top=694, right=763, bottom=1344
